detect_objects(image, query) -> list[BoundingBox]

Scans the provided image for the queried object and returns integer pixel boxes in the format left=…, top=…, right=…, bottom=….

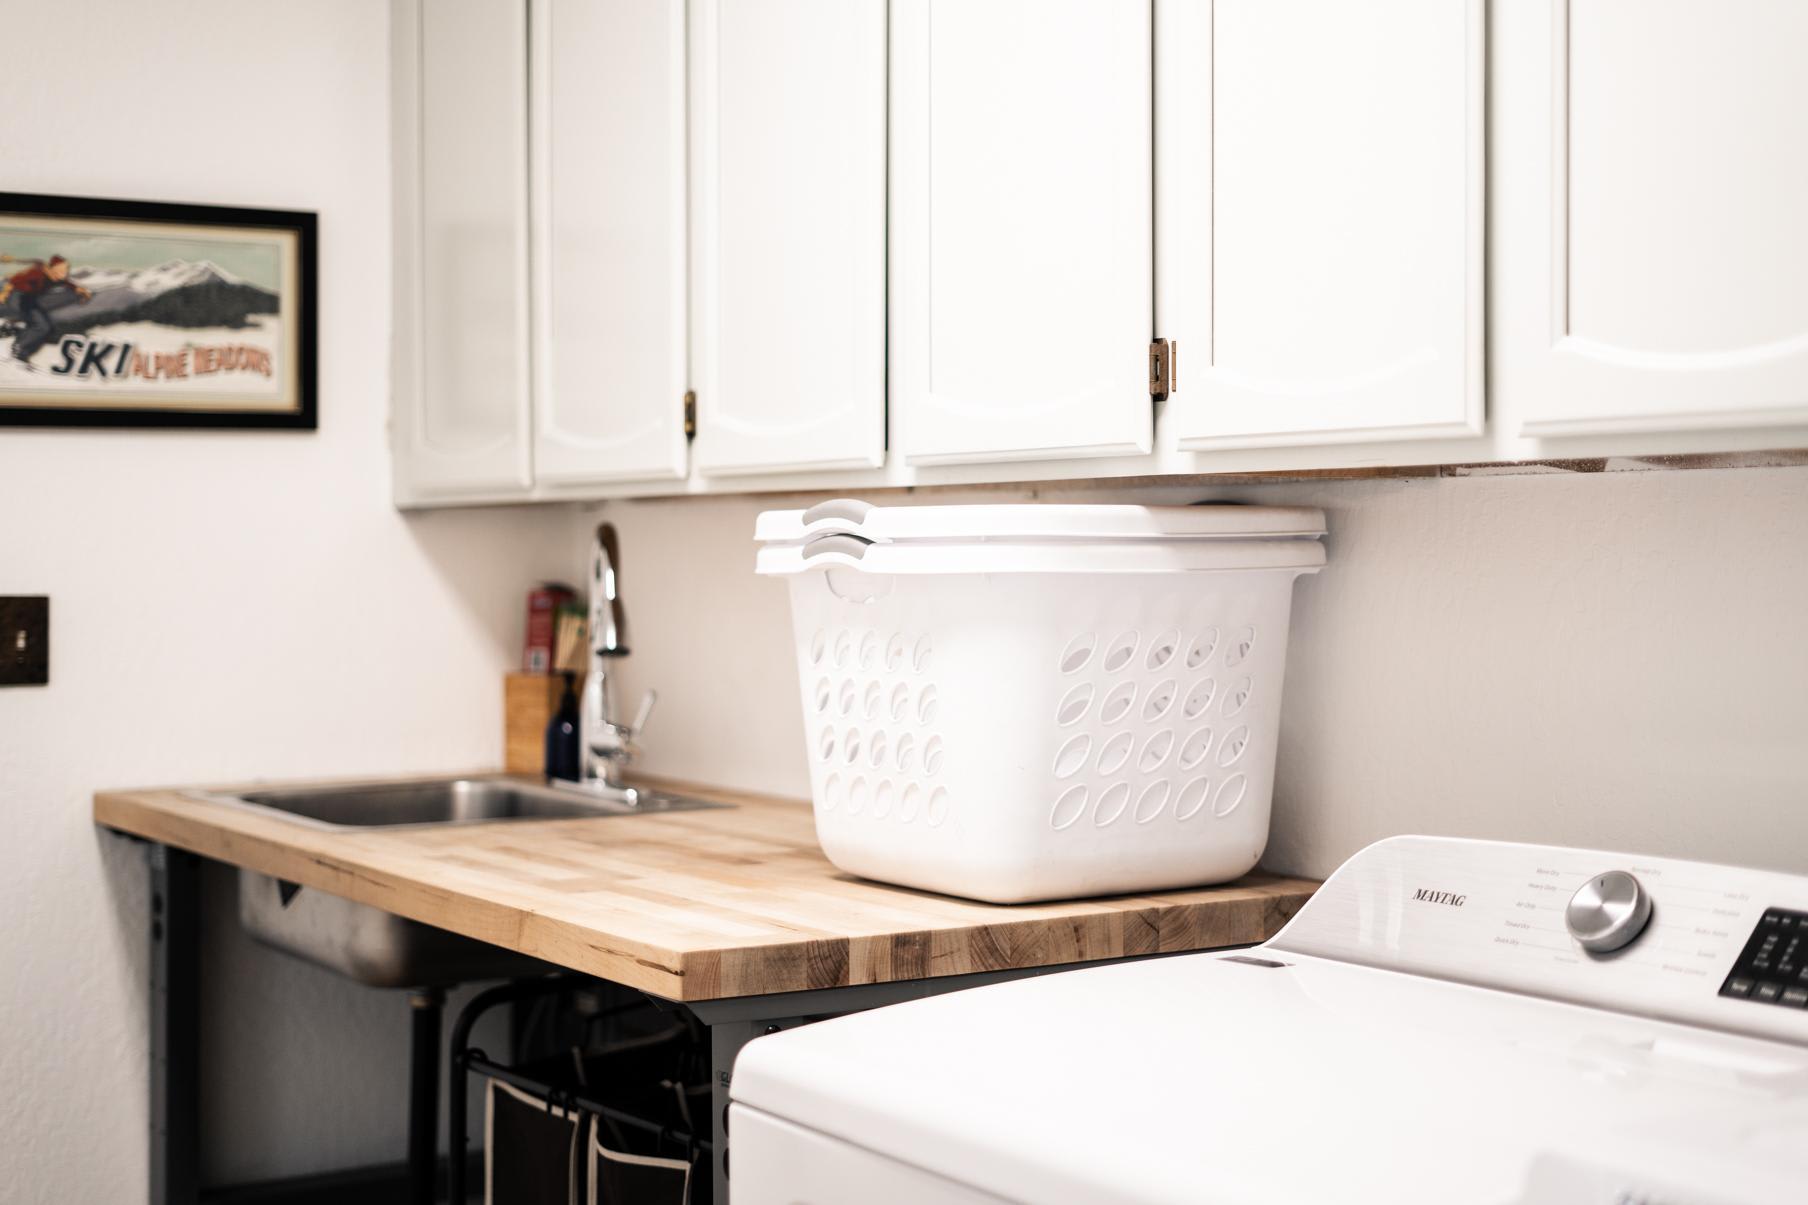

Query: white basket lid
left=755, top=500, right=1327, bottom=576
left=756, top=537, right=1326, bottom=576
left=754, top=499, right=1327, bottom=544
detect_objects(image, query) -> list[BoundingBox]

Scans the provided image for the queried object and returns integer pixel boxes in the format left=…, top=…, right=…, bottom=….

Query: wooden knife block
left=504, top=673, right=583, bottom=777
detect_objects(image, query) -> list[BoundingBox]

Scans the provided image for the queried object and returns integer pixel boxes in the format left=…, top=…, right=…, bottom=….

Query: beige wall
left=598, top=464, right=1808, bottom=881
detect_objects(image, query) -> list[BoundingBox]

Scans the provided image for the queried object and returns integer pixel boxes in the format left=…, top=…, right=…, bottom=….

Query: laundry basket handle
left=801, top=533, right=873, bottom=561
left=801, top=498, right=875, bottom=528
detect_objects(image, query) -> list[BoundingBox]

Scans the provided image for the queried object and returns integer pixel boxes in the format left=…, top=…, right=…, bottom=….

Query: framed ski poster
left=0, top=193, right=316, bottom=429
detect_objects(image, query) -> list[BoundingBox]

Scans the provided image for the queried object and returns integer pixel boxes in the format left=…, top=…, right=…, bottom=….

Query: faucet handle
left=628, top=689, right=657, bottom=737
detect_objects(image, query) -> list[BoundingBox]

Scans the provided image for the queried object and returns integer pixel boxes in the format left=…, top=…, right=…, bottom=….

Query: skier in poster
left=0, top=254, right=92, bottom=366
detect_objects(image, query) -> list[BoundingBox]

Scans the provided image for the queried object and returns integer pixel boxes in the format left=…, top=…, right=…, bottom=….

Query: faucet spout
left=590, top=522, right=627, bottom=658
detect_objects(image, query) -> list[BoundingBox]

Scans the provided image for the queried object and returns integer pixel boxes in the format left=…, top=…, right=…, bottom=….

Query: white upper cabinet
left=1156, top=0, right=1484, bottom=448
left=689, top=0, right=887, bottom=477
left=1502, top=0, right=1808, bottom=436
left=392, top=0, right=534, bottom=502
left=392, top=0, right=1808, bottom=506
left=529, top=0, right=689, bottom=486
left=891, top=0, right=1155, bottom=466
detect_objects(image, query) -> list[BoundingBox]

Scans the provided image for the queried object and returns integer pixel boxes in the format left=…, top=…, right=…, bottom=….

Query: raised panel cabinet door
left=892, top=0, right=1154, bottom=466
left=530, top=0, right=689, bottom=485
left=1156, top=0, right=1484, bottom=448
left=1508, top=0, right=1808, bottom=435
left=394, top=0, right=534, bottom=500
left=690, top=0, right=887, bottom=477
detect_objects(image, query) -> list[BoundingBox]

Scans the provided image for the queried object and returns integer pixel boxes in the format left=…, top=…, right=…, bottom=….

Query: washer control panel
left=1720, top=908, right=1808, bottom=1010
left=1269, top=836, right=1808, bottom=1044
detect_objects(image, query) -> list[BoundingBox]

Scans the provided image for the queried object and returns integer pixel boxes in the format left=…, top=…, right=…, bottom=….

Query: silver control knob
left=1566, top=870, right=1652, bottom=953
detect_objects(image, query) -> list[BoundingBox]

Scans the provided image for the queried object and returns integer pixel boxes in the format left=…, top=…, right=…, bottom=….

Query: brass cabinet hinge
left=683, top=390, right=697, bottom=440
left=1148, top=339, right=1178, bottom=401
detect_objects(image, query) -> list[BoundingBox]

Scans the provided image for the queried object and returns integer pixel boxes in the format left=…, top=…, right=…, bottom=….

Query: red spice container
left=522, top=583, right=575, bottom=673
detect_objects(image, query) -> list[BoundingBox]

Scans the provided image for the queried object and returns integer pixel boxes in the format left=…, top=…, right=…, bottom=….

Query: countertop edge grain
left=93, top=785, right=694, bottom=996
left=92, top=779, right=1318, bottom=1002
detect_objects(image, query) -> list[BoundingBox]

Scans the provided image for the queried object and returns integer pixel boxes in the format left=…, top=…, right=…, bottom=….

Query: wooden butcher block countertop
left=94, top=774, right=1318, bottom=1002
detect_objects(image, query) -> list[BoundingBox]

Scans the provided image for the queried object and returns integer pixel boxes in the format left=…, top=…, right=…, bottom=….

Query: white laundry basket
left=755, top=500, right=1327, bottom=903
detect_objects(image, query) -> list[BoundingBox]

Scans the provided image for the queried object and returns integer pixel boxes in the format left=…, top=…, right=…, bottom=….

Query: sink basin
left=239, top=871, right=551, bottom=989
left=205, top=775, right=727, bottom=988
left=210, top=774, right=724, bottom=830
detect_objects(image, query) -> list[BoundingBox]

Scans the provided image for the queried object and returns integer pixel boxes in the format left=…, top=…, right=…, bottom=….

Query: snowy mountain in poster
left=4, top=259, right=279, bottom=334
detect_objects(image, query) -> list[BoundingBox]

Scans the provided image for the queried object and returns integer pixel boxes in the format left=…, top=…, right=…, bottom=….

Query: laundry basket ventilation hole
left=1054, top=735, right=1092, bottom=779
left=1185, top=628, right=1219, bottom=669
left=1179, top=728, right=1214, bottom=770
left=1213, top=774, right=1248, bottom=818
left=1100, top=682, right=1137, bottom=725
left=1097, top=732, right=1132, bottom=775
left=1094, top=782, right=1132, bottom=826
left=1059, top=633, right=1096, bottom=674
left=1174, top=777, right=1212, bottom=820
left=1139, top=730, right=1175, bottom=774
left=1135, top=780, right=1171, bottom=824
left=1102, top=632, right=1140, bottom=674
left=1056, top=682, right=1094, bottom=726
left=1183, top=679, right=1217, bottom=719
left=1050, top=784, right=1089, bottom=831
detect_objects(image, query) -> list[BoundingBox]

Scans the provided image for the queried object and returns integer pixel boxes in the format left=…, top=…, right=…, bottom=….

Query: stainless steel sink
left=207, top=774, right=724, bottom=830
left=238, top=872, right=551, bottom=989
left=198, top=775, right=727, bottom=988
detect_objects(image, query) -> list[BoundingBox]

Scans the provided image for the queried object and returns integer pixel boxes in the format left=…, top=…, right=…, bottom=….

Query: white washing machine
left=727, top=835, right=1808, bottom=1204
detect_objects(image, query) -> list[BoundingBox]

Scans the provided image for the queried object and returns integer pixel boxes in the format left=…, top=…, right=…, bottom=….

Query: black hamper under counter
left=460, top=977, right=709, bottom=1205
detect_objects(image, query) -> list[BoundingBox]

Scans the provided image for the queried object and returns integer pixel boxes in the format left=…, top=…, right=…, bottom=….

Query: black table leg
left=408, top=989, right=445, bottom=1205
left=150, top=843, right=201, bottom=1205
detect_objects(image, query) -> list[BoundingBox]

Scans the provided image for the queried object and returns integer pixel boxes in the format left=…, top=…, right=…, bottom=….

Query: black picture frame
left=0, top=192, right=317, bottom=430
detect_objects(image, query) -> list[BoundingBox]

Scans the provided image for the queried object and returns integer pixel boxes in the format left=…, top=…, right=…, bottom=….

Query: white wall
left=0, top=1, right=576, bottom=1195
left=600, top=464, right=1808, bottom=880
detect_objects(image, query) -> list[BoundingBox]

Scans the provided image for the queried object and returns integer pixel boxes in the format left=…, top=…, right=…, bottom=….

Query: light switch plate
left=0, top=596, right=49, bottom=686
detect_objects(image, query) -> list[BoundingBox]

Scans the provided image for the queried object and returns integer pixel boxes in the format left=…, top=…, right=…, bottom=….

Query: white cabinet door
left=690, top=0, right=887, bottom=477
left=1504, top=0, right=1808, bottom=436
left=530, top=0, right=689, bottom=486
left=1157, top=0, right=1483, bottom=449
left=891, top=0, right=1154, bottom=466
left=392, top=0, right=534, bottom=502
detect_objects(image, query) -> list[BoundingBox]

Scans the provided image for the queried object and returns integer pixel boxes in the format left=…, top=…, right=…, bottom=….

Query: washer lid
left=730, top=949, right=1808, bottom=1205
left=754, top=499, right=1327, bottom=545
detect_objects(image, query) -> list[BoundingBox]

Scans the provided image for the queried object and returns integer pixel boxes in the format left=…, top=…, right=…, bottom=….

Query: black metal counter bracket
left=150, top=842, right=201, bottom=1205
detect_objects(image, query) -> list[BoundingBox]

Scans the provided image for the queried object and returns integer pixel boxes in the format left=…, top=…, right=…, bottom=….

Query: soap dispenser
left=543, top=604, right=587, bottom=782
left=544, top=672, right=581, bottom=782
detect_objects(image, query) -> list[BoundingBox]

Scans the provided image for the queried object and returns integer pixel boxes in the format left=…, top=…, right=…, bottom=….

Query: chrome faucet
left=577, top=523, right=656, bottom=800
